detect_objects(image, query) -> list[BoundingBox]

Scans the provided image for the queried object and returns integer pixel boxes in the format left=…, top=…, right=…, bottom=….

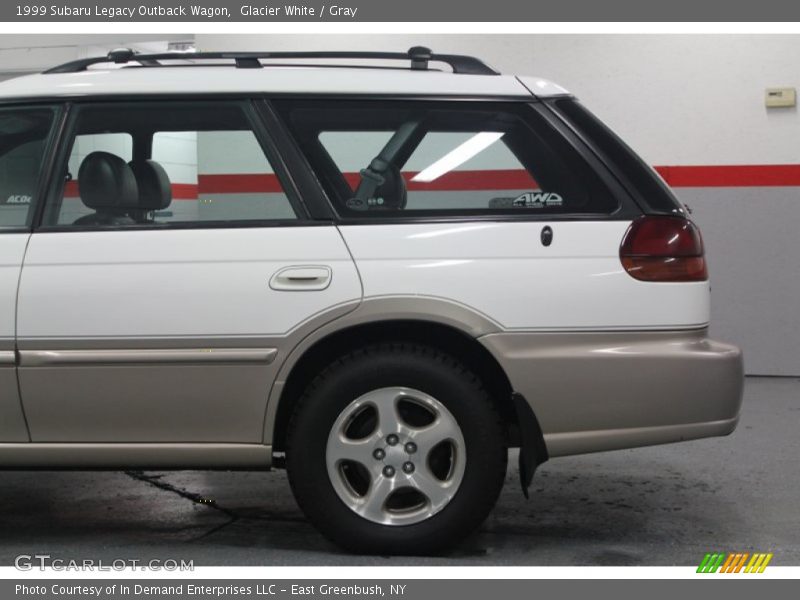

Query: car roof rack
left=44, top=46, right=500, bottom=76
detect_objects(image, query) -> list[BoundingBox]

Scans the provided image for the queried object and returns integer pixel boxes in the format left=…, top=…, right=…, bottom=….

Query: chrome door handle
left=270, top=266, right=332, bottom=291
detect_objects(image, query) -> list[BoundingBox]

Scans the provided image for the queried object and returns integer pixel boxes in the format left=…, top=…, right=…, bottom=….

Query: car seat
left=72, top=151, right=138, bottom=226
left=128, top=159, right=172, bottom=222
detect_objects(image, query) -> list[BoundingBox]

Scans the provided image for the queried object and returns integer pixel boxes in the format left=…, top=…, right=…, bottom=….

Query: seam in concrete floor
left=125, top=470, right=240, bottom=540
left=124, top=470, right=310, bottom=542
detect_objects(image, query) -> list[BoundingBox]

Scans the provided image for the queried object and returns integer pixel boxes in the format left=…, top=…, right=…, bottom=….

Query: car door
left=0, top=104, right=60, bottom=442
left=16, top=99, right=361, bottom=443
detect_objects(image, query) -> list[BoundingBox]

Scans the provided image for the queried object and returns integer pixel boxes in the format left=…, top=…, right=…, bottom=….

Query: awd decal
left=513, top=192, right=563, bottom=208
left=697, top=552, right=773, bottom=573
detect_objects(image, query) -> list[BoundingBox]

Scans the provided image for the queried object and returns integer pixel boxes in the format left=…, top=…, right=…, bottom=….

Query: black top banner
left=3, top=0, right=799, bottom=22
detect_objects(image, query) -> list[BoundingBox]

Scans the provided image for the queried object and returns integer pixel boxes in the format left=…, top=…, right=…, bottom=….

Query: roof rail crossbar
left=43, top=47, right=500, bottom=76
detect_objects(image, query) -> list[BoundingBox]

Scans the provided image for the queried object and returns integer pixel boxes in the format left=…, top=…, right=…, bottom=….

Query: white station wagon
left=0, top=48, right=743, bottom=554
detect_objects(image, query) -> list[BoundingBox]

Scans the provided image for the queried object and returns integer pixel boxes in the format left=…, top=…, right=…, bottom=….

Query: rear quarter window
left=551, top=98, right=684, bottom=216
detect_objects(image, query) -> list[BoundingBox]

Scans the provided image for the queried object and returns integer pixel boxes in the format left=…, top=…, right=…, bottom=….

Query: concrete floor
left=0, top=377, right=797, bottom=566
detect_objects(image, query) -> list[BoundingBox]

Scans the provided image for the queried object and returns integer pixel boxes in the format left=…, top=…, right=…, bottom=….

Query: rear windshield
left=551, top=98, right=684, bottom=216
left=274, top=100, right=621, bottom=219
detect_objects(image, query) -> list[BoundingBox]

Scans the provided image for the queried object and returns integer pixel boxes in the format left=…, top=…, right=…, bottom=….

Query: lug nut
left=402, top=462, right=415, bottom=474
left=372, top=448, right=385, bottom=460
left=404, top=442, right=417, bottom=454
left=382, top=465, right=396, bottom=477
left=386, top=434, right=399, bottom=446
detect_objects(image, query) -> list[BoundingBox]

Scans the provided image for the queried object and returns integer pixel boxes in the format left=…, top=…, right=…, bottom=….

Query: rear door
left=274, top=99, right=709, bottom=331
left=16, top=99, right=361, bottom=443
left=0, top=104, right=59, bottom=442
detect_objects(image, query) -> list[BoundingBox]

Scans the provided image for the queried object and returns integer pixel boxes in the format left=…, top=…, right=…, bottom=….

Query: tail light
left=620, top=216, right=708, bottom=282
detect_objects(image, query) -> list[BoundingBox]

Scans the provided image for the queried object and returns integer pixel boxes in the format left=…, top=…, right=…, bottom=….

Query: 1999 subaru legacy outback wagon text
left=0, top=47, right=743, bottom=554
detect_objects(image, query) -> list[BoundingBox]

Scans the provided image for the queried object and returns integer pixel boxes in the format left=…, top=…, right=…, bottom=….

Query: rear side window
left=275, top=100, right=619, bottom=218
left=150, top=129, right=297, bottom=223
left=44, top=101, right=298, bottom=228
left=551, top=98, right=684, bottom=215
left=0, top=106, right=57, bottom=229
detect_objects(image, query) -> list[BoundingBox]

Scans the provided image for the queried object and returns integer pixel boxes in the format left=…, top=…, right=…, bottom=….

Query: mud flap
left=512, top=393, right=547, bottom=499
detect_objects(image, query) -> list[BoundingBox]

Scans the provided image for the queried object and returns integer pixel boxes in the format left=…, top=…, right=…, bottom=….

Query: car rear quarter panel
left=338, top=221, right=710, bottom=331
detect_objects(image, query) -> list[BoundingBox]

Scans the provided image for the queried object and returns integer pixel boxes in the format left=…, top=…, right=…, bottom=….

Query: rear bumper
left=479, top=328, right=743, bottom=457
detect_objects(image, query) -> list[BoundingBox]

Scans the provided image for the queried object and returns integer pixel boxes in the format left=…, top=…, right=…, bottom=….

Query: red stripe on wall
left=171, top=183, right=198, bottom=200
left=199, top=170, right=537, bottom=194
left=655, top=165, right=800, bottom=187
left=197, top=166, right=800, bottom=193
left=62, top=164, right=800, bottom=203
left=65, top=181, right=198, bottom=200
left=197, top=174, right=284, bottom=194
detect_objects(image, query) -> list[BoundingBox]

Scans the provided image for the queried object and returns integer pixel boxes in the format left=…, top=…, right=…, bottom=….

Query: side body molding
left=18, top=348, right=278, bottom=367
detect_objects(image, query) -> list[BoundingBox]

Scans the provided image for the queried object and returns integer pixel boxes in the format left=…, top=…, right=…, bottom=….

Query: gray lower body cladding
left=0, top=324, right=742, bottom=467
left=479, top=328, right=743, bottom=457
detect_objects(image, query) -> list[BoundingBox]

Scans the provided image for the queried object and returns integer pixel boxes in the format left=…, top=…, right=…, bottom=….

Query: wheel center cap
left=382, top=443, right=407, bottom=467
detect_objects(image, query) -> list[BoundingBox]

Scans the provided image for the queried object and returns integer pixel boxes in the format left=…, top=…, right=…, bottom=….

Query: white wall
left=198, top=34, right=800, bottom=376
left=0, top=35, right=191, bottom=74
left=198, top=34, right=800, bottom=167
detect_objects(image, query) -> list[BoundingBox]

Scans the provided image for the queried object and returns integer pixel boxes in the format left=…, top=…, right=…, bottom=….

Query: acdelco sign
left=3, top=195, right=31, bottom=205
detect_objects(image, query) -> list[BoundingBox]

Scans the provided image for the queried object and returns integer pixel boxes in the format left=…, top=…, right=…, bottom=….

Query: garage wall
left=196, top=34, right=800, bottom=376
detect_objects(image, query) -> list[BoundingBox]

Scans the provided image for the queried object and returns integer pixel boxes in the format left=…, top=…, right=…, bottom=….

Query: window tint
left=0, top=107, right=56, bottom=229
left=276, top=100, right=618, bottom=218
left=552, top=98, right=683, bottom=215
left=46, top=101, right=297, bottom=228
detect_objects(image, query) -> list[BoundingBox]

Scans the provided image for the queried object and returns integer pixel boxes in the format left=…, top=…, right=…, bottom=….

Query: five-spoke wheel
left=286, top=343, right=507, bottom=554
left=326, top=387, right=466, bottom=526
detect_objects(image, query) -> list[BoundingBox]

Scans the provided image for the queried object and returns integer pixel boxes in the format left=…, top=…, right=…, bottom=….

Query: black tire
left=285, top=342, right=507, bottom=555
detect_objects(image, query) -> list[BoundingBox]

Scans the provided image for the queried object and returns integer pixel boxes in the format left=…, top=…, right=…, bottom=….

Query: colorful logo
left=697, top=552, right=773, bottom=573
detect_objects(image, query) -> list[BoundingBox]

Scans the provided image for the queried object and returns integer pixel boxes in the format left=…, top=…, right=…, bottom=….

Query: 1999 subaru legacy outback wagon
left=0, top=47, right=743, bottom=554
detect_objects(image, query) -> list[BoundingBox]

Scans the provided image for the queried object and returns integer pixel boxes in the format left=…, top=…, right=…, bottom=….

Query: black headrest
left=128, top=160, right=172, bottom=210
left=78, top=151, right=138, bottom=211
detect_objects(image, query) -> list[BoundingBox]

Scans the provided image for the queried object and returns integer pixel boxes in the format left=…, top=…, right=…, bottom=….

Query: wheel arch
left=268, top=316, right=540, bottom=457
